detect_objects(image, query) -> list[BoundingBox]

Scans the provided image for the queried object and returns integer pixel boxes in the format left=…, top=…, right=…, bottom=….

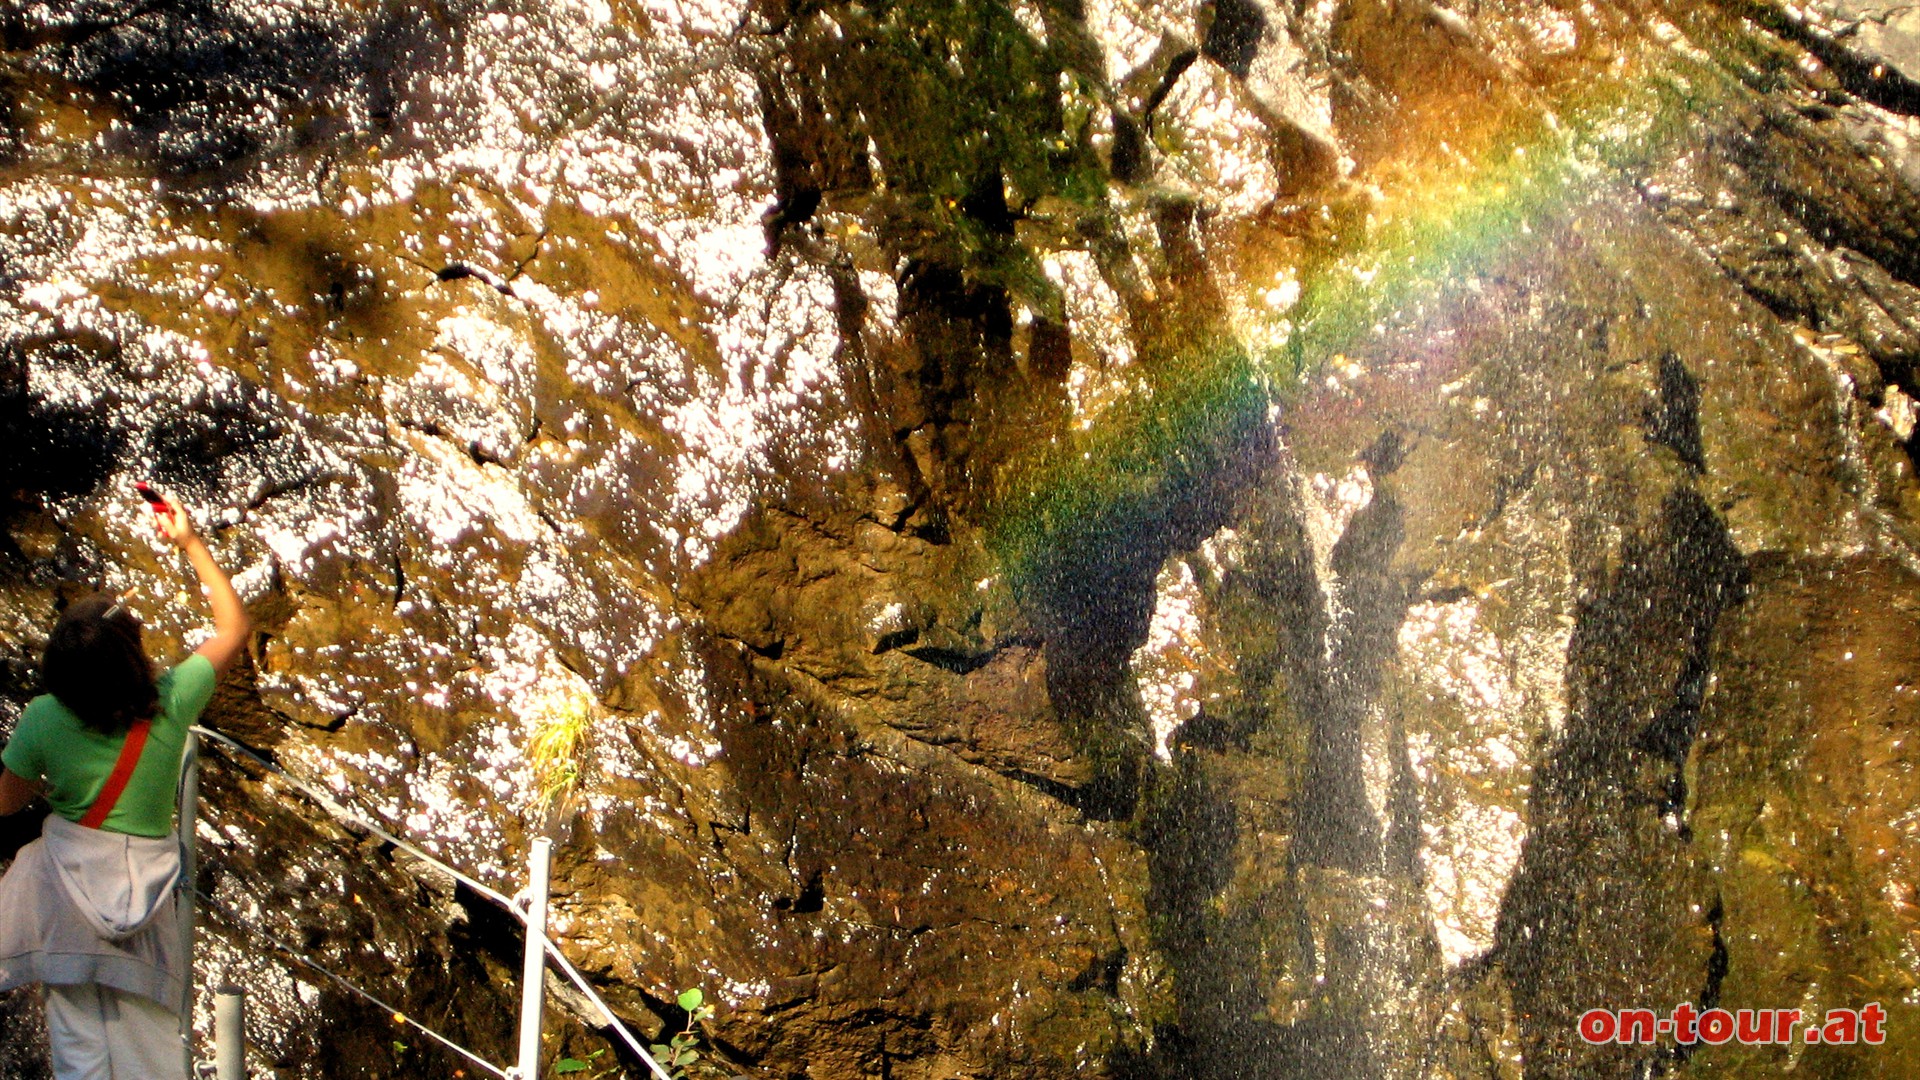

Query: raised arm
left=153, top=501, right=251, bottom=675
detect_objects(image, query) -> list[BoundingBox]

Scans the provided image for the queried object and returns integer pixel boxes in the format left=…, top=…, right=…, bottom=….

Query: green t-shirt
left=1, top=653, right=217, bottom=837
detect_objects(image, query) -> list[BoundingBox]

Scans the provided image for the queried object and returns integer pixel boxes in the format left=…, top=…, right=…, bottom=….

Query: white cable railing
left=185, top=725, right=679, bottom=1080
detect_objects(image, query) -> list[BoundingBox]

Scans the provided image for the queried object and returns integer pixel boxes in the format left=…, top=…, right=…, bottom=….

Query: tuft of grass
left=528, top=697, right=593, bottom=810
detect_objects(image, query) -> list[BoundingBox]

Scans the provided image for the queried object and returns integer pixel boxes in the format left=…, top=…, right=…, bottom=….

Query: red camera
left=134, top=482, right=170, bottom=511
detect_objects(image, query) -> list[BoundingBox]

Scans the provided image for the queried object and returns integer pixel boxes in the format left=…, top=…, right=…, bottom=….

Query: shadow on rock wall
left=1496, top=486, right=1748, bottom=1078
left=5, top=0, right=450, bottom=178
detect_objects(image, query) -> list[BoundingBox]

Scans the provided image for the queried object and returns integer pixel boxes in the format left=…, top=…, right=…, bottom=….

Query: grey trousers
left=43, top=982, right=186, bottom=1080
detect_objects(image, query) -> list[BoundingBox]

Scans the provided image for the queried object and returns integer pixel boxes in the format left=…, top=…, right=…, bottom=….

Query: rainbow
left=988, top=13, right=1756, bottom=592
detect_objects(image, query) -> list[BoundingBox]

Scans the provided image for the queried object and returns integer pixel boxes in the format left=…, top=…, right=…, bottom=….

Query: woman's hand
left=151, top=500, right=201, bottom=550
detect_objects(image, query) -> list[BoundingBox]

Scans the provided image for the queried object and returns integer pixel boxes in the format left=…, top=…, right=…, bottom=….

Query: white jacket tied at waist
left=0, top=814, right=185, bottom=1009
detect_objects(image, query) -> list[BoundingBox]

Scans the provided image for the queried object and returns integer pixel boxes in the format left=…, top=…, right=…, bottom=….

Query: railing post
left=515, top=837, right=553, bottom=1080
left=179, top=728, right=201, bottom=1072
left=215, top=984, right=245, bottom=1079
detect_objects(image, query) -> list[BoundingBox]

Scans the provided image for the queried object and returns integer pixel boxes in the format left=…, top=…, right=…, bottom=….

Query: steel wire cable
left=189, top=882, right=511, bottom=1080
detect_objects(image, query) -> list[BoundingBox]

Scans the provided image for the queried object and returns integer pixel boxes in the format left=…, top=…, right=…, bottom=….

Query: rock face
left=4, top=0, right=1920, bottom=1078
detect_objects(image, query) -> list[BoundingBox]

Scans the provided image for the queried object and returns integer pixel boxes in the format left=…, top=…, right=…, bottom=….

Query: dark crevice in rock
left=434, top=262, right=515, bottom=295
left=772, top=872, right=826, bottom=913
left=464, top=438, right=503, bottom=468
left=1419, top=583, right=1475, bottom=605
left=242, top=474, right=324, bottom=513
left=898, top=643, right=995, bottom=674
left=1110, top=111, right=1150, bottom=183
left=998, top=765, right=1100, bottom=810
left=1067, top=946, right=1127, bottom=994
left=505, top=226, right=549, bottom=282
left=1645, top=893, right=1732, bottom=1075
left=891, top=258, right=1018, bottom=508
left=960, top=165, right=1020, bottom=236
left=1142, top=49, right=1199, bottom=124
left=870, top=625, right=919, bottom=654
left=1202, top=0, right=1267, bottom=78
left=1701, top=892, right=1730, bottom=1010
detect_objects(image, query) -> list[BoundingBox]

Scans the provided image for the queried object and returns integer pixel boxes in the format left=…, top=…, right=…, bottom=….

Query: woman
left=0, top=496, right=249, bottom=1080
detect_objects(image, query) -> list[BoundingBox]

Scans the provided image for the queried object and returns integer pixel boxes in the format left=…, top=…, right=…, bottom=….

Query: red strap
left=78, top=718, right=152, bottom=829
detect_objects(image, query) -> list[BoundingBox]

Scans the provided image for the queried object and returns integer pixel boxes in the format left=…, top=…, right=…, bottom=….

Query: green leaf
left=650, top=1044, right=671, bottom=1058
left=676, top=987, right=705, bottom=1012
left=555, top=1059, right=589, bottom=1074
left=675, top=1050, right=699, bottom=1066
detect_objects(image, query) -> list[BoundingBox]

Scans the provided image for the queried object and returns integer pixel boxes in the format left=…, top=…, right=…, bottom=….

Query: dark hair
left=43, top=592, right=157, bottom=734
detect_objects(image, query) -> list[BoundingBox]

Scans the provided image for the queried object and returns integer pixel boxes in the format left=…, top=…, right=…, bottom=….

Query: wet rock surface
left=2, top=0, right=1920, bottom=1077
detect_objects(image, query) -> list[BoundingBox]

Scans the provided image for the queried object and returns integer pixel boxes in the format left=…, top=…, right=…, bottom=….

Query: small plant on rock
left=650, top=988, right=715, bottom=1079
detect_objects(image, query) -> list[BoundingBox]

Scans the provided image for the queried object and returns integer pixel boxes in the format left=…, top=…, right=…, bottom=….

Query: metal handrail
left=185, top=725, right=677, bottom=1080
